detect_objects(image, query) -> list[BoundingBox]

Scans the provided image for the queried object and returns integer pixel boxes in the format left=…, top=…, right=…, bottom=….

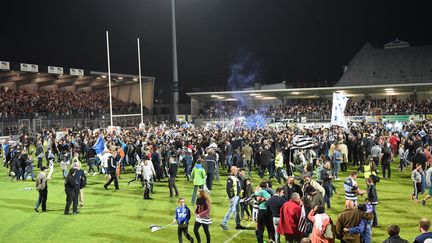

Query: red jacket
left=277, top=200, right=303, bottom=236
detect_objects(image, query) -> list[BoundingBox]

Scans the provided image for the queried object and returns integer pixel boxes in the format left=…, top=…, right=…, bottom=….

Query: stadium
left=1, top=2, right=432, bottom=243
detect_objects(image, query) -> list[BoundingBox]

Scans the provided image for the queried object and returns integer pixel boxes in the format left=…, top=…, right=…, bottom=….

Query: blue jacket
left=348, top=218, right=372, bottom=243
left=175, top=205, right=191, bottom=225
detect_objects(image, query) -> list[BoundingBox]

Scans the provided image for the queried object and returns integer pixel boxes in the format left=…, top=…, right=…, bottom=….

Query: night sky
left=1, top=1, right=431, bottom=103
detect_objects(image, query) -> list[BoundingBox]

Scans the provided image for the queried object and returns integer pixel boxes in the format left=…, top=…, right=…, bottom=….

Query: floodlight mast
left=171, top=0, right=179, bottom=118
left=137, top=38, right=144, bottom=124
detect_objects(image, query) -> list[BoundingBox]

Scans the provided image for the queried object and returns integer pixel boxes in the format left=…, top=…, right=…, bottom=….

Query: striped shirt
left=344, top=177, right=358, bottom=202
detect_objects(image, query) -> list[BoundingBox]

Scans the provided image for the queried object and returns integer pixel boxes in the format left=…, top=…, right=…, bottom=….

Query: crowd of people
left=0, top=87, right=145, bottom=120
left=2, top=118, right=432, bottom=242
left=199, top=97, right=432, bottom=119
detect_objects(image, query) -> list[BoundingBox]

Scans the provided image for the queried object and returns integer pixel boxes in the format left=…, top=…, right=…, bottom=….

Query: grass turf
left=0, top=156, right=430, bottom=243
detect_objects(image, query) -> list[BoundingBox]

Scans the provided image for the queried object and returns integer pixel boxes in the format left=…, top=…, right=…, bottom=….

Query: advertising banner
left=20, top=63, right=38, bottom=72
left=0, top=61, right=10, bottom=70
left=48, top=66, right=64, bottom=75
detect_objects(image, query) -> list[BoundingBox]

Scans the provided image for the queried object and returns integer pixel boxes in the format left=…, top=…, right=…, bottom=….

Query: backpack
left=323, top=223, right=334, bottom=239
left=370, top=173, right=380, bottom=183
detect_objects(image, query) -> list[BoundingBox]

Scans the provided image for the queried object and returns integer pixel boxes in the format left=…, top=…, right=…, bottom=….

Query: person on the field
left=344, top=171, right=365, bottom=206
left=35, top=166, right=48, bottom=213
left=277, top=192, right=303, bottom=243
left=308, top=205, right=333, bottom=243
left=267, top=187, right=287, bottom=243
left=64, top=168, right=78, bottom=215
left=254, top=181, right=274, bottom=243
left=221, top=166, right=246, bottom=230
left=412, top=163, right=424, bottom=202
left=421, top=163, right=432, bottom=206
left=414, top=218, right=432, bottom=243
left=191, top=158, right=206, bottom=205
left=168, top=156, right=180, bottom=198
left=321, top=161, right=334, bottom=210
left=205, top=149, right=217, bottom=191
left=335, top=200, right=362, bottom=243
left=383, top=224, right=409, bottom=243
left=173, top=198, right=194, bottom=243
left=103, top=149, right=119, bottom=190
left=194, top=189, right=211, bottom=243
left=143, top=156, right=155, bottom=200
left=73, top=162, right=86, bottom=207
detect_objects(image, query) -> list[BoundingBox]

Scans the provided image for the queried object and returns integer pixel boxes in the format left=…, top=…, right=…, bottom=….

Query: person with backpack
left=307, top=205, right=334, bottom=243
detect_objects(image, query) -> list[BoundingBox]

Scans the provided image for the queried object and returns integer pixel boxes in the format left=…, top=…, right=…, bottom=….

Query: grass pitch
left=0, top=157, right=430, bottom=243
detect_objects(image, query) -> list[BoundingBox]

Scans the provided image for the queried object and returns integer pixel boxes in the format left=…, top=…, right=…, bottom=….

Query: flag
left=93, top=135, right=106, bottom=155
left=331, top=92, right=348, bottom=127
left=291, top=135, right=314, bottom=150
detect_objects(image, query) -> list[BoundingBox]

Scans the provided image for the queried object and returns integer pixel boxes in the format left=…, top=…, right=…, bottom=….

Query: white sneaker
left=335, top=178, right=341, bottom=180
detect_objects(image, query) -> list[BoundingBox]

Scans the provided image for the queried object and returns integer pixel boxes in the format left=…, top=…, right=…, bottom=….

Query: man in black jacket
left=259, top=146, right=273, bottom=178
left=168, top=156, right=179, bottom=198
left=281, top=176, right=303, bottom=201
left=64, top=168, right=78, bottom=215
left=221, top=166, right=246, bottom=230
left=205, top=149, right=217, bottom=191
left=104, top=150, right=119, bottom=190
left=36, top=140, right=44, bottom=169
left=321, top=162, right=334, bottom=210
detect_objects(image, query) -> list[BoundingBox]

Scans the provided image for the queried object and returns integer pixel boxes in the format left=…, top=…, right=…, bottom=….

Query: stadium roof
left=186, top=82, right=432, bottom=102
left=336, top=40, right=432, bottom=86
left=0, top=60, right=155, bottom=90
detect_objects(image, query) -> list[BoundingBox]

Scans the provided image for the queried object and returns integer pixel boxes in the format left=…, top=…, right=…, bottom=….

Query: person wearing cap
left=35, top=166, right=48, bottom=212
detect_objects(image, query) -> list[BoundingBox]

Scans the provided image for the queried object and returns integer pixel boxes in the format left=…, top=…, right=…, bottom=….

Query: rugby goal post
left=106, top=31, right=144, bottom=127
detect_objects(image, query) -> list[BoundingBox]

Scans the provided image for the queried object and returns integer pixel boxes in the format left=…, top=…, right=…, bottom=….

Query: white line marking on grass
left=223, top=221, right=254, bottom=243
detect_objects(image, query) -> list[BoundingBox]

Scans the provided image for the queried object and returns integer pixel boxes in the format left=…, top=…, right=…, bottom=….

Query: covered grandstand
left=0, top=60, right=156, bottom=135
left=187, top=39, right=432, bottom=121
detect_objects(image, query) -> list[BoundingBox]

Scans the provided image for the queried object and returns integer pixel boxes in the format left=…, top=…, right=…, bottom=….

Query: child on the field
left=172, top=198, right=194, bottom=243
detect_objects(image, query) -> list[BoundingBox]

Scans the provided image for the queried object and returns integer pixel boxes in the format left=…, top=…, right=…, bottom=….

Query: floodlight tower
left=171, top=0, right=179, bottom=118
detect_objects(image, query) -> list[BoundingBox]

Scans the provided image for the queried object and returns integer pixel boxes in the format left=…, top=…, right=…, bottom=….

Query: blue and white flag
left=93, top=135, right=107, bottom=155
left=331, top=92, right=348, bottom=127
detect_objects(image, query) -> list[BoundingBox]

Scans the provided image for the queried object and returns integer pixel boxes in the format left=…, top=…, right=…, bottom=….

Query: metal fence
left=0, top=114, right=176, bottom=136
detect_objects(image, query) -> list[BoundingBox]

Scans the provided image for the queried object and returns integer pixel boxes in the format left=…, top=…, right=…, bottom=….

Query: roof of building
left=336, top=40, right=432, bottom=86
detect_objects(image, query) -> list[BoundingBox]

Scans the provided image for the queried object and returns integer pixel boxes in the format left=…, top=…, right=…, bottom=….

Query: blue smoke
left=227, top=49, right=262, bottom=107
left=244, top=114, right=267, bottom=130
